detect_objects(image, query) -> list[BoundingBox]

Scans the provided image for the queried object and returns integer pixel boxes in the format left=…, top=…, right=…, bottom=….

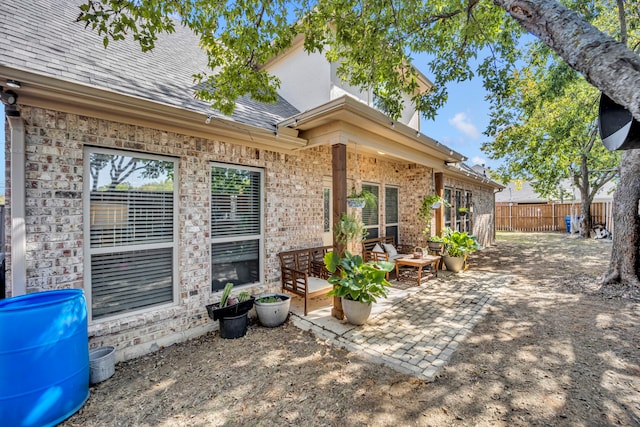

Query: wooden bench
left=278, top=246, right=333, bottom=315
left=362, top=236, right=413, bottom=263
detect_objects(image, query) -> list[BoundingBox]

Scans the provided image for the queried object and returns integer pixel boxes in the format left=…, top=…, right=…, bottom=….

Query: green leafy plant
left=427, top=235, right=444, bottom=243
left=219, top=282, right=234, bottom=307
left=334, top=212, right=368, bottom=245
left=324, top=251, right=394, bottom=304
left=441, top=227, right=482, bottom=258
left=219, top=283, right=251, bottom=306
left=256, top=295, right=283, bottom=303
left=346, top=188, right=377, bottom=209
left=417, top=194, right=449, bottom=238
left=324, top=212, right=393, bottom=305
left=238, top=291, right=251, bottom=302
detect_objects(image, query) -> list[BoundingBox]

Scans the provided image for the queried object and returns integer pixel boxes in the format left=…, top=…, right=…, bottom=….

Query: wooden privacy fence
left=496, top=202, right=613, bottom=233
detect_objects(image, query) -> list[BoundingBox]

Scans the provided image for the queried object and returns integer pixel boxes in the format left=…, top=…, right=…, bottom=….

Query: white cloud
left=471, top=156, right=486, bottom=166
left=449, top=112, right=480, bottom=140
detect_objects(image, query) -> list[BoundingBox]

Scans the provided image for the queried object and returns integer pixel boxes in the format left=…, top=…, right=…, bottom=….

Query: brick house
left=1, top=0, right=501, bottom=361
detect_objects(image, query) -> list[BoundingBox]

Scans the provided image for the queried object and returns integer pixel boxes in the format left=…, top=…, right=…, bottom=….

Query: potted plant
left=334, top=212, right=368, bottom=246
left=426, top=234, right=444, bottom=252
left=417, top=194, right=449, bottom=238
left=254, top=293, right=291, bottom=327
left=346, top=187, right=377, bottom=209
left=441, top=227, right=482, bottom=273
left=324, top=251, right=394, bottom=325
left=206, top=283, right=254, bottom=339
left=324, top=213, right=394, bottom=325
left=457, top=207, right=469, bottom=216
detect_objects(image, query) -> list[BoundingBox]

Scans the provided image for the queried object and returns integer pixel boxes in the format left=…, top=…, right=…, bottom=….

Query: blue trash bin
left=564, top=215, right=571, bottom=233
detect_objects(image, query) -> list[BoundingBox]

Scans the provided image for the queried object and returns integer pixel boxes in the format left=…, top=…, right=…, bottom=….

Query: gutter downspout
left=6, top=111, right=26, bottom=296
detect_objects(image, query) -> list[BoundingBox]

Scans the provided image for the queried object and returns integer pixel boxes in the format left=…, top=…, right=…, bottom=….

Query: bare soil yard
left=64, top=232, right=640, bottom=426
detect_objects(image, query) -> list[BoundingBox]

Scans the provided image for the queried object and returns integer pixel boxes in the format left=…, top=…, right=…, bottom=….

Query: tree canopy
left=78, top=0, right=640, bottom=121
left=483, top=40, right=622, bottom=200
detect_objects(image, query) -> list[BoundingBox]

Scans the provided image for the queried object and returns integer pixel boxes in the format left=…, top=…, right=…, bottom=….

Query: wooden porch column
left=331, top=143, right=347, bottom=320
left=435, top=172, right=444, bottom=236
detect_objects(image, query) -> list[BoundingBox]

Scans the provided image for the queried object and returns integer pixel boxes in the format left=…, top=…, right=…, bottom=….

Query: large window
left=384, top=186, right=399, bottom=243
left=455, top=189, right=463, bottom=231
left=85, top=148, right=177, bottom=320
left=444, top=188, right=452, bottom=228
left=210, top=163, right=263, bottom=292
left=361, top=183, right=379, bottom=238
left=463, top=191, right=472, bottom=232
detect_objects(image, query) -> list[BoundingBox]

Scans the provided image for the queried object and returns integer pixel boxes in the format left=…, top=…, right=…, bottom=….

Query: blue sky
left=420, top=75, right=495, bottom=169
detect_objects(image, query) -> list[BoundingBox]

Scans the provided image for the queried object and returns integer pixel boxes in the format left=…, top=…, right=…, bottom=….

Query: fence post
left=509, top=203, right=513, bottom=231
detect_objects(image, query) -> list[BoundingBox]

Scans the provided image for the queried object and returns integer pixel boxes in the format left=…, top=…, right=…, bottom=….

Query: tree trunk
left=494, top=0, right=640, bottom=122
left=578, top=154, right=592, bottom=239
left=602, top=149, right=640, bottom=287
left=579, top=195, right=593, bottom=239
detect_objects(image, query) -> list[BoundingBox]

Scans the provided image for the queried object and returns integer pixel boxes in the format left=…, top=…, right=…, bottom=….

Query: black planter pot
left=206, top=298, right=254, bottom=321
left=206, top=298, right=255, bottom=339
left=218, top=312, right=249, bottom=339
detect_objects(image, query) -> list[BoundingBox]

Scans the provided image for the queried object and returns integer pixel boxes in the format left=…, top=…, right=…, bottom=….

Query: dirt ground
left=63, top=232, right=640, bottom=426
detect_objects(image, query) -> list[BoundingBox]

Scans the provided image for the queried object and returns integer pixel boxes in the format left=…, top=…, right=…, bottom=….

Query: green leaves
left=77, top=0, right=637, bottom=127
left=482, top=29, right=622, bottom=199
left=324, top=250, right=394, bottom=304
left=76, top=0, right=523, bottom=120
left=441, top=227, right=481, bottom=258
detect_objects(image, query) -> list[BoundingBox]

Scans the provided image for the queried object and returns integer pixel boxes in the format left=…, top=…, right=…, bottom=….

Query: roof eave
left=1, top=67, right=306, bottom=151
left=278, top=95, right=465, bottom=164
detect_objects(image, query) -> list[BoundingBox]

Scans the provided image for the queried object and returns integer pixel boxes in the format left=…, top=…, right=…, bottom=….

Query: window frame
left=464, top=191, right=472, bottom=232
left=83, top=147, right=179, bottom=323
left=384, top=185, right=399, bottom=243
left=455, top=189, right=463, bottom=231
left=209, top=162, right=265, bottom=293
left=444, top=187, right=452, bottom=229
left=361, top=182, right=380, bottom=238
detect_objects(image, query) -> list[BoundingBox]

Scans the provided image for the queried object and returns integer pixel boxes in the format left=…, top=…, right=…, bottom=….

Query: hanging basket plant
left=417, top=194, right=449, bottom=239
left=346, top=188, right=377, bottom=209
left=347, top=198, right=366, bottom=208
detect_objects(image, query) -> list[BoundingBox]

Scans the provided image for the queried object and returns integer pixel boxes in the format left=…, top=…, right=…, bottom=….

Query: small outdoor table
left=395, top=254, right=441, bottom=285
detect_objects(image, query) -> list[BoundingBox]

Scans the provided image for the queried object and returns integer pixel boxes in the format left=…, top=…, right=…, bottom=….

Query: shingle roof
left=0, top=0, right=300, bottom=130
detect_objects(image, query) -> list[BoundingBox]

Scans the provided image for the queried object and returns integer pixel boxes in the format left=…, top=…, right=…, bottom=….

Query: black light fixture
left=1, top=89, right=18, bottom=106
left=5, top=80, right=21, bottom=88
left=205, top=114, right=212, bottom=124
left=598, top=93, right=640, bottom=150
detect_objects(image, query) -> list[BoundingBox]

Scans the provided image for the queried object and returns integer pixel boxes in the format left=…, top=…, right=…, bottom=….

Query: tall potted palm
left=324, top=213, right=394, bottom=325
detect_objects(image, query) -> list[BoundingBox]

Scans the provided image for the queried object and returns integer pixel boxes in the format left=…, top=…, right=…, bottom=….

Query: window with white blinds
left=362, top=183, right=379, bottom=238
left=85, top=148, right=177, bottom=320
left=384, top=186, right=399, bottom=243
left=210, top=163, right=263, bottom=292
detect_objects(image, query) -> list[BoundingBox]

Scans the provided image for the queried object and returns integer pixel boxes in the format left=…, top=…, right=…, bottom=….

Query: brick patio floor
left=290, top=270, right=508, bottom=381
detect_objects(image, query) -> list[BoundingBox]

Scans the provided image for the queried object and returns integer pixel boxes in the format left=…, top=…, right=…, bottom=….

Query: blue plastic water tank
left=0, top=289, right=89, bottom=426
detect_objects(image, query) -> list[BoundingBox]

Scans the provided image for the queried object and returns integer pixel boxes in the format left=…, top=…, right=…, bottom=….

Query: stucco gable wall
left=266, top=47, right=332, bottom=113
